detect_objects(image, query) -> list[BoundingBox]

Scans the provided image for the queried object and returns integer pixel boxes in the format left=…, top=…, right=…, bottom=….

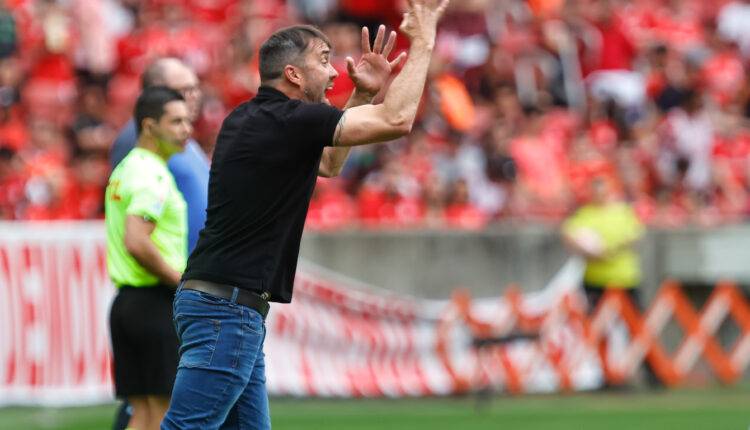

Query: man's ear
left=142, top=118, right=157, bottom=137
left=284, top=65, right=302, bottom=86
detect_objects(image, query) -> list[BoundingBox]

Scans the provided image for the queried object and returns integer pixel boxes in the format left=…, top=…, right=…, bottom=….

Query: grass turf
left=0, top=386, right=747, bottom=430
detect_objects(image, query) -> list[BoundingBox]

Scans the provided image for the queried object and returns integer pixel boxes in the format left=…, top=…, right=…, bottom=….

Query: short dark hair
left=134, top=86, right=184, bottom=135
left=259, top=25, right=331, bottom=82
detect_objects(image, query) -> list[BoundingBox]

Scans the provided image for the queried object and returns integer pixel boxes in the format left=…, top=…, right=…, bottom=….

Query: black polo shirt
left=182, top=86, right=343, bottom=302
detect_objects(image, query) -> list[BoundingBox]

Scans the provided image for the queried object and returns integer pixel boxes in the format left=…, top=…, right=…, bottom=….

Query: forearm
left=380, top=40, right=434, bottom=129
left=344, top=88, right=376, bottom=109
left=319, top=90, right=374, bottom=177
left=563, top=233, right=604, bottom=260
left=127, top=237, right=182, bottom=287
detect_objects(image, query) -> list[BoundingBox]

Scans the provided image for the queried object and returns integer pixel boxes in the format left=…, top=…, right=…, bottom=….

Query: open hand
left=346, top=25, right=407, bottom=98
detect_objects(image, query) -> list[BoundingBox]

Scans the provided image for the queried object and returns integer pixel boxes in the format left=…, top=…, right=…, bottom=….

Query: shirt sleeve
left=288, top=102, right=344, bottom=152
left=123, top=171, right=171, bottom=223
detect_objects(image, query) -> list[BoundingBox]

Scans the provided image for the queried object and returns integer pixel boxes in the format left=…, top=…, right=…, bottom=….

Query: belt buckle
left=260, top=291, right=270, bottom=301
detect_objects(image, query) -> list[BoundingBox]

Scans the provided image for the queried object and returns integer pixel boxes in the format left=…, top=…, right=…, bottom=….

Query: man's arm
left=319, top=26, right=404, bottom=177
left=331, top=0, right=450, bottom=148
left=317, top=94, right=365, bottom=178
left=123, top=215, right=182, bottom=286
left=562, top=230, right=605, bottom=260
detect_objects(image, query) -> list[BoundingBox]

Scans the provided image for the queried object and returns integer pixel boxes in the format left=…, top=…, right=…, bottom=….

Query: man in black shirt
left=162, top=1, right=449, bottom=428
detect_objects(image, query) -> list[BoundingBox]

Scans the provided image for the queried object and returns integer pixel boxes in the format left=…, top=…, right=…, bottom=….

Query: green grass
left=1, top=386, right=748, bottom=430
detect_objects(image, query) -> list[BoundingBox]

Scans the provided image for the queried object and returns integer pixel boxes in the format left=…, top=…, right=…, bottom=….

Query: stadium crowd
left=2, top=0, right=750, bottom=229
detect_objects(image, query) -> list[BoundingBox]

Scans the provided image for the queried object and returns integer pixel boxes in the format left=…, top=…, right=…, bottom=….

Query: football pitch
left=0, top=386, right=747, bottom=430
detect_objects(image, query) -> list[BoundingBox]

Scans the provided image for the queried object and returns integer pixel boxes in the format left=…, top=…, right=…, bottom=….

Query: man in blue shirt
left=110, top=57, right=209, bottom=253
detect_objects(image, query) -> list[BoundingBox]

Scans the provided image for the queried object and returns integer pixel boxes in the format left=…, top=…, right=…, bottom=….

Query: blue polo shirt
left=110, top=119, right=209, bottom=253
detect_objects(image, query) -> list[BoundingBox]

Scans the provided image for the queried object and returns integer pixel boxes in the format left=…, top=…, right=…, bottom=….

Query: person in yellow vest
left=562, top=175, right=661, bottom=388
left=562, top=175, right=644, bottom=302
left=105, top=86, right=192, bottom=430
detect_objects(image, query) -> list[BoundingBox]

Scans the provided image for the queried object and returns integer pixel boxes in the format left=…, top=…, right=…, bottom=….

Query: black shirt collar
left=255, top=85, right=290, bottom=102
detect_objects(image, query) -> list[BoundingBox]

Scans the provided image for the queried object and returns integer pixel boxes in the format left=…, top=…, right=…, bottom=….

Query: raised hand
left=346, top=25, right=407, bottom=98
left=399, top=0, right=451, bottom=46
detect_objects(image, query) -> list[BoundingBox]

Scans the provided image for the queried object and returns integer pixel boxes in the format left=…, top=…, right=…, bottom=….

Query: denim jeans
left=161, top=285, right=270, bottom=430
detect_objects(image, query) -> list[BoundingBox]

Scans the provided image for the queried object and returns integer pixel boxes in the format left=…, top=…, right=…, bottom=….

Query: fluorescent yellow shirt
left=105, top=147, right=187, bottom=287
left=563, top=202, right=644, bottom=289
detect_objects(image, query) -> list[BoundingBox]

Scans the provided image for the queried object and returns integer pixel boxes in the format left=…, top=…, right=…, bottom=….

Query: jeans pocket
left=243, top=309, right=265, bottom=336
left=192, top=290, right=234, bottom=306
left=175, top=315, right=221, bottom=368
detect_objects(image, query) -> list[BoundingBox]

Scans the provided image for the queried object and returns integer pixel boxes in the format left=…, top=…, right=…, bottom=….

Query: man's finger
left=373, top=25, right=386, bottom=54
left=388, top=52, right=407, bottom=69
left=345, top=56, right=356, bottom=76
left=361, top=27, right=371, bottom=54
left=382, top=31, right=397, bottom=59
left=436, top=0, right=451, bottom=16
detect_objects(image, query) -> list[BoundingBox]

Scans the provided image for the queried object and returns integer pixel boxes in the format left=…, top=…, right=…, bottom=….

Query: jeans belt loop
left=230, top=287, right=240, bottom=303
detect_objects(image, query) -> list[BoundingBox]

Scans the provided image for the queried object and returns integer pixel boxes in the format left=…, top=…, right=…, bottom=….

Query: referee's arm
left=124, top=215, right=182, bottom=287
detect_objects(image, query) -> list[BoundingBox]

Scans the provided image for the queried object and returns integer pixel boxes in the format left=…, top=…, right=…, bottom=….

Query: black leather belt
left=182, top=279, right=270, bottom=318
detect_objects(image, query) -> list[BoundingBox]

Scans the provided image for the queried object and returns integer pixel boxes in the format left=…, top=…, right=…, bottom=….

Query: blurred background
left=0, top=0, right=750, bottom=429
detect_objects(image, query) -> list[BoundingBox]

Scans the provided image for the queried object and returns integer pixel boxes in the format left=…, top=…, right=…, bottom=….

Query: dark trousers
left=112, top=402, right=131, bottom=430
left=583, top=283, right=662, bottom=388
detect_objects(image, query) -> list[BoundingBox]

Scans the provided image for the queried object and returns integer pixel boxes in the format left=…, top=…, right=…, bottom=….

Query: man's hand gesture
left=346, top=25, right=407, bottom=98
left=399, top=0, right=451, bottom=46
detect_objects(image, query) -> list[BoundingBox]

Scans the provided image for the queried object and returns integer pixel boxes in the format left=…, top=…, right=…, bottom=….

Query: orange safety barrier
left=437, top=280, right=750, bottom=394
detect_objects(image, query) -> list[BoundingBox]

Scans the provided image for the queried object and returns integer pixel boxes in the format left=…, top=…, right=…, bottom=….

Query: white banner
left=0, top=222, right=597, bottom=406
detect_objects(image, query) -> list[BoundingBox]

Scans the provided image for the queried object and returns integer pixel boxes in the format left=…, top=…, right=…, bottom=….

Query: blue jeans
left=161, top=286, right=270, bottom=430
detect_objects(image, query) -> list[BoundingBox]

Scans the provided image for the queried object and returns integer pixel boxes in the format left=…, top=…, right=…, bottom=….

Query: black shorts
left=109, top=286, right=178, bottom=397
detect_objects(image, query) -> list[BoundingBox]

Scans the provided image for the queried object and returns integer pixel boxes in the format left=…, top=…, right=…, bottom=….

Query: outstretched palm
left=347, top=25, right=407, bottom=97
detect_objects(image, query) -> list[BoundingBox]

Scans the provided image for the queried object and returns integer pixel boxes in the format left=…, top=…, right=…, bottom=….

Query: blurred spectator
left=509, top=106, right=570, bottom=217
left=444, top=178, right=488, bottom=229
left=0, top=146, right=23, bottom=218
left=658, top=88, right=714, bottom=195
left=0, top=0, right=16, bottom=59
left=307, top=177, right=356, bottom=230
left=421, top=174, right=447, bottom=227
left=701, top=27, right=745, bottom=107
left=358, top=158, right=423, bottom=228
left=718, top=0, right=750, bottom=58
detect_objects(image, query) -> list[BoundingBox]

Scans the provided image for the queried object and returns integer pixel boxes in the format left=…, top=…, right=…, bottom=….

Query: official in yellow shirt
left=562, top=176, right=661, bottom=387
left=563, top=185, right=643, bottom=286
left=562, top=176, right=645, bottom=303
left=105, top=86, right=192, bottom=430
